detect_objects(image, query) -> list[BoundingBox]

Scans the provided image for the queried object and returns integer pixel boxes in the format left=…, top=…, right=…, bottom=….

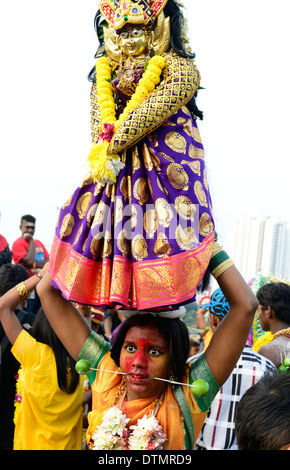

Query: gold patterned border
left=131, top=231, right=214, bottom=308
left=49, top=231, right=214, bottom=308
left=49, top=235, right=112, bottom=305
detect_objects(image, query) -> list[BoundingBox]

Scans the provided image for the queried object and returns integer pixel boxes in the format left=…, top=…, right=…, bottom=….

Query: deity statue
left=49, top=0, right=215, bottom=311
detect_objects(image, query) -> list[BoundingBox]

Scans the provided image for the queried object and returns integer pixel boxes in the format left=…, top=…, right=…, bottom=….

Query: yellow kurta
left=12, top=329, right=84, bottom=450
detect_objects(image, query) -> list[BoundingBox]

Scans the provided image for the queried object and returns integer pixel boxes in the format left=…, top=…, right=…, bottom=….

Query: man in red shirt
left=12, top=215, right=49, bottom=312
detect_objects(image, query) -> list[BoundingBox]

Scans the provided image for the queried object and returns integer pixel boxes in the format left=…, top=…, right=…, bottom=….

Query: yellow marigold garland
left=87, top=55, right=167, bottom=185
left=252, top=331, right=274, bottom=353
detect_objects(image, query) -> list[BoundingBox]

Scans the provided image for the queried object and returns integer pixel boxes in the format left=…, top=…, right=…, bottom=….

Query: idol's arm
left=90, top=83, right=102, bottom=145
left=107, top=51, right=200, bottom=154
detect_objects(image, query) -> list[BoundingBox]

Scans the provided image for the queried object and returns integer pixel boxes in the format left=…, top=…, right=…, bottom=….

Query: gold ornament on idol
left=87, top=54, right=166, bottom=185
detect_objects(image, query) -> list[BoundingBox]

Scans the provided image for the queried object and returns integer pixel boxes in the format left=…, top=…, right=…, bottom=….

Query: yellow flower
left=99, top=103, right=115, bottom=114
left=98, top=94, right=112, bottom=106
left=89, top=54, right=167, bottom=183
left=140, top=78, right=155, bottom=92
left=87, top=141, right=116, bottom=183
left=97, top=68, right=111, bottom=78
left=150, top=55, right=166, bottom=68
left=98, top=82, right=112, bottom=93
left=147, top=64, right=162, bottom=75
left=96, top=57, right=110, bottom=68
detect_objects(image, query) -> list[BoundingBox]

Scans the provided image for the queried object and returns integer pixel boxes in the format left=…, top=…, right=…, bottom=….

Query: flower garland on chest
left=87, top=54, right=166, bottom=185
left=90, top=380, right=167, bottom=450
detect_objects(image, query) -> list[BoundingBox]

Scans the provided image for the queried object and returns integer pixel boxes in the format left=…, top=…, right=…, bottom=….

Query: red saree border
left=49, top=231, right=214, bottom=309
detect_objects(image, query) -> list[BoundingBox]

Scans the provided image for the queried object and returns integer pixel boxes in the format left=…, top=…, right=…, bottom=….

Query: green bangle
left=208, top=242, right=234, bottom=279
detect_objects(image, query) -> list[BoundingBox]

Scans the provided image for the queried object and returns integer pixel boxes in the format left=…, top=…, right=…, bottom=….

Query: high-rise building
left=225, top=216, right=290, bottom=282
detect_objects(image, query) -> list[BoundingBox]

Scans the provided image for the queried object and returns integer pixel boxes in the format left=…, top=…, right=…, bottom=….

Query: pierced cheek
left=154, top=363, right=169, bottom=379
left=124, top=356, right=134, bottom=373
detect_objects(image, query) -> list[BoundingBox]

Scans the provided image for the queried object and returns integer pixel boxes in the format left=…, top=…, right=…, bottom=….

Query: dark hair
left=164, top=0, right=194, bottom=59
left=235, top=372, right=290, bottom=450
left=32, top=308, right=80, bottom=394
left=189, top=338, right=200, bottom=349
left=256, top=282, right=290, bottom=324
left=89, top=1, right=203, bottom=120
left=163, top=0, right=203, bottom=120
left=21, top=214, right=36, bottom=224
left=0, top=263, right=29, bottom=297
left=110, top=313, right=189, bottom=381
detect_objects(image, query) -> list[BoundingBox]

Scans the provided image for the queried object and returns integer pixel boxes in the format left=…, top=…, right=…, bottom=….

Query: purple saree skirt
left=49, top=106, right=215, bottom=310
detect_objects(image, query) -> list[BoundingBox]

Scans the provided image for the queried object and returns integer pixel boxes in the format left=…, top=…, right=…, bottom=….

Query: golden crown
left=99, top=0, right=168, bottom=31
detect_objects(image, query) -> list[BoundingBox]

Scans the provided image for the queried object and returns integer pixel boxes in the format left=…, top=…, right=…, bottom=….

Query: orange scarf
left=86, top=352, right=207, bottom=450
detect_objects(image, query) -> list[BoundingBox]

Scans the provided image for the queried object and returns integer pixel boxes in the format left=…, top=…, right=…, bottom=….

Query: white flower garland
left=91, top=406, right=167, bottom=450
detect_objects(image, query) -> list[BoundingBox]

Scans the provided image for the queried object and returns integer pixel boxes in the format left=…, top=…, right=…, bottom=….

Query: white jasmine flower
left=91, top=407, right=167, bottom=451
left=107, top=157, right=125, bottom=177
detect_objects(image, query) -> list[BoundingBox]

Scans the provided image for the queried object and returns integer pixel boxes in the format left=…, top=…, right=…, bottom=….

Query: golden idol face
left=103, top=12, right=170, bottom=62
left=117, top=26, right=150, bottom=57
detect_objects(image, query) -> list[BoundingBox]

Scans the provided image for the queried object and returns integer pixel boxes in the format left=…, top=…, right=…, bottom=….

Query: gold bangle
left=16, top=282, right=29, bottom=300
left=209, top=239, right=235, bottom=279
left=35, top=273, right=43, bottom=280
left=211, top=258, right=235, bottom=279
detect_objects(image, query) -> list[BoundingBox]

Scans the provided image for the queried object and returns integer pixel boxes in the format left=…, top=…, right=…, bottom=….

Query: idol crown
left=100, top=0, right=168, bottom=31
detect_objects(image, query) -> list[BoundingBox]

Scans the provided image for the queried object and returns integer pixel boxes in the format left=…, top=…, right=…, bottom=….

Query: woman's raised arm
left=205, top=264, right=258, bottom=386
left=37, top=271, right=91, bottom=361
left=0, top=270, right=42, bottom=345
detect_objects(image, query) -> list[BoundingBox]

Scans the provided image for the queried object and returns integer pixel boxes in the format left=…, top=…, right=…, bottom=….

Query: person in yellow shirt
left=0, top=265, right=84, bottom=450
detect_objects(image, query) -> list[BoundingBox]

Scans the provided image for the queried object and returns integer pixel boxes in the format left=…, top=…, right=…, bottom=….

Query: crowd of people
left=0, top=214, right=289, bottom=451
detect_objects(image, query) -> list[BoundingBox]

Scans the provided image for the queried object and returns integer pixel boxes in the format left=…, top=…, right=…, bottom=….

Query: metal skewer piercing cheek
left=88, top=367, right=188, bottom=388
left=92, top=367, right=127, bottom=376
left=90, top=368, right=188, bottom=387
left=75, top=360, right=209, bottom=396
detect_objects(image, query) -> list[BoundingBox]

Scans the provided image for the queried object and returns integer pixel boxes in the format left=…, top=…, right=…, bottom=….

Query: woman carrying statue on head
left=49, top=0, right=215, bottom=311
left=0, top=1, right=259, bottom=450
